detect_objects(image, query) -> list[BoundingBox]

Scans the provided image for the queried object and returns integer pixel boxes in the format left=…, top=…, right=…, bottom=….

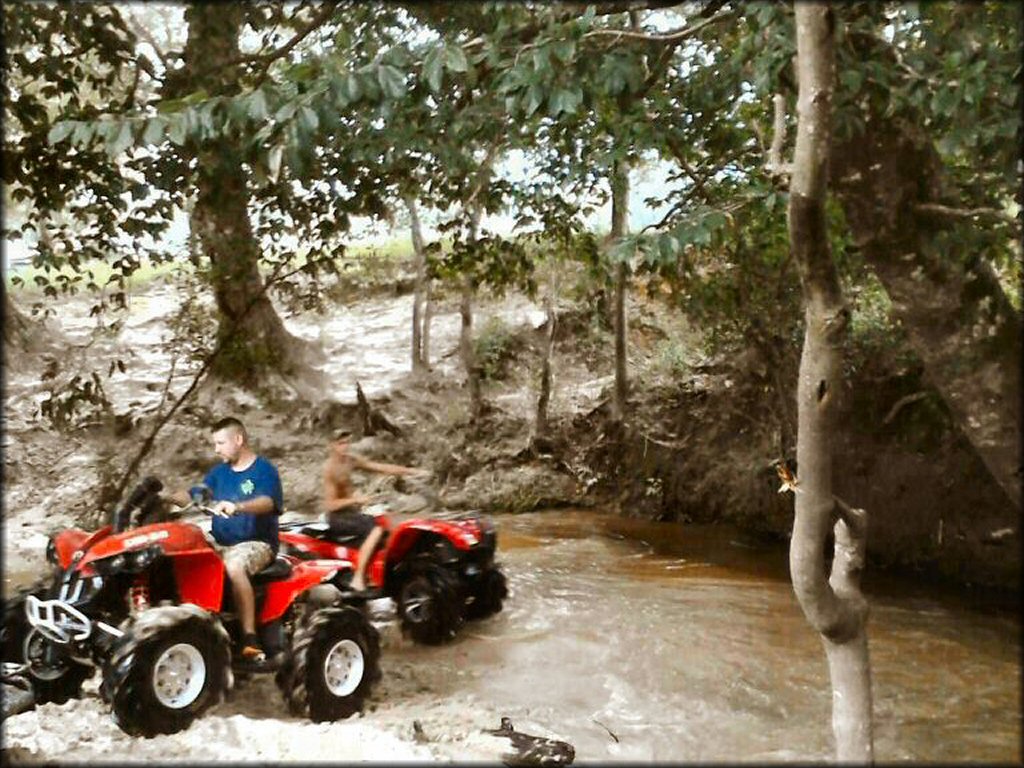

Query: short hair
left=212, top=417, right=248, bottom=442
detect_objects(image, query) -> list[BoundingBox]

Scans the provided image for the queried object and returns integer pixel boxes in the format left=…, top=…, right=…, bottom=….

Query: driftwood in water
left=355, top=381, right=403, bottom=437
left=485, top=717, right=575, bottom=766
left=1, top=671, right=35, bottom=720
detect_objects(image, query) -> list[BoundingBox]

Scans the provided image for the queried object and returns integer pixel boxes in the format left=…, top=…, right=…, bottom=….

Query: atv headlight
left=129, top=546, right=161, bottom=571
left=95, top=553, right=128, bottom=575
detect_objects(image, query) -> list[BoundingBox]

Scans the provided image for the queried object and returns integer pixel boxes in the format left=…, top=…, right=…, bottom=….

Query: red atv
left=1, top=477, right=380, bottom=737
left=279, top=508, right=507, bottom=645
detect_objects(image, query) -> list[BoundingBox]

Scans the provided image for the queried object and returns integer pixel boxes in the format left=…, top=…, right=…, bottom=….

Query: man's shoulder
left=253, top=455, right=281, bottom=476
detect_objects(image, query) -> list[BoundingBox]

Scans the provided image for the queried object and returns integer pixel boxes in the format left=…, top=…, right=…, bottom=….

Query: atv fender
left=53, top=527, right=112, bottom=569
left=386, top=521, right=476, bottom=564
left=259, top=559, right=350, bottom=624
left=171, top=552, right=226, bottom=611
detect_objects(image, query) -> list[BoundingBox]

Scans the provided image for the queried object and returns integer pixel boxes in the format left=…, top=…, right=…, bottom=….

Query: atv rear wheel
left=465, top=567, right=508, bottom=621
left=100, top=605, right=231, bottom=737
left=396, top=558, right=464, bottom=645
left=277, top=606, right=380, bottom=722
left=2, top=582, right=92, bottom=705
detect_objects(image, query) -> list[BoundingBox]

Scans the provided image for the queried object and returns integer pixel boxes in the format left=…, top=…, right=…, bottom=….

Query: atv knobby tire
left=277, top=606, right=380, bottom=722
left=2, top=580, right=92, bottom=705
left=465, top=566, right=508, bottom=621
left=396, top=557, right=464, bottom=645
left=100, top=604, right=231, bottom=737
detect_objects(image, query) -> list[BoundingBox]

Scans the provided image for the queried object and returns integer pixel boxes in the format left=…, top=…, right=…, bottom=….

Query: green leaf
left=72, top=121, right=95, bottom=148
left=378, top=64, right=405, bottom=99
left=248, top=88, right=269, bottom=121
left=47, top=121, right=76, bottom=145
left=298, top=105, right=319, bottom=133
left=525, top=82, right=544, bottom=117
left=344, top=73, right=362, bottom=102
left=445, top=44, right=469, bottom=73
left=168, top=117, right=187, bottom=146
left=268, top=144, right=284, bottom=182
left=107, top=120, right=134, bottom=158
left=141, top=117, right=166, bottom=145
left=274, top=102, right=297, bottom=122
left=553, top=39, right=576, bottom=63
left=424, top=48, right=444, bottom=93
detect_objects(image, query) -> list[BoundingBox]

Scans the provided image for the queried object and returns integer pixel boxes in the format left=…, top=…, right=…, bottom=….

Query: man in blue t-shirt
left=173, top=416, right=282, bottom=662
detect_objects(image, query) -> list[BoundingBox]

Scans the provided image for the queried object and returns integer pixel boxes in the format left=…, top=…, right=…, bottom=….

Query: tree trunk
left=610, top=158, right=630, bottom=423
left=461, top=204, right=485, bottom=421
left=534, top=292, right=558, bottom=441
left=830, top=101, right=1021, bottom=512
left=179, top=5, right=304, bottom=382
left=3, top=290, right=31, bottom=348
left=789, top=5, right=874, bottom=762
left=422, top=278, right=433, bottom=368
left=405, top=193, right=429, bottom=373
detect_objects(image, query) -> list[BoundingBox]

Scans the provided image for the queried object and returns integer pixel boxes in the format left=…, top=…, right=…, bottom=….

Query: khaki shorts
left=213, top=540, right=274, bottom=576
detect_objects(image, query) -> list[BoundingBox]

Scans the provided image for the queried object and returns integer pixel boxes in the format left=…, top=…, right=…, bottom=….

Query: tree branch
left=914, top=202, right=1017, bottom=226
left=581, top=7, right=738, bottom=44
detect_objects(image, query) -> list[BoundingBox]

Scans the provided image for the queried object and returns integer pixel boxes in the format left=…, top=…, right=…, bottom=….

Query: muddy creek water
left=460, top=509, right=1021, bottom=762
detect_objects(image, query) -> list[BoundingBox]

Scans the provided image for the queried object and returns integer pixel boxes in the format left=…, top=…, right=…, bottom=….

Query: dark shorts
left=327, top=511, right=376, bottom=541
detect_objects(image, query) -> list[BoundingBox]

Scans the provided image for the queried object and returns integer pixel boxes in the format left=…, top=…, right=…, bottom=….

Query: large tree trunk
left=789, top=5, right=874, bottom=762
left=831, top=108, right=1021, bottom=512
left=179, top=5, right=303, bottom=382
left=405, top=193, right=429, bottom=373
left=609, top=158, right=630, bottom=423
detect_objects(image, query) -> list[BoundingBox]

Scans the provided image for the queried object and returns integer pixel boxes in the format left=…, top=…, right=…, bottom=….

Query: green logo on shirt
left=241, top=479, right=255, bottom=496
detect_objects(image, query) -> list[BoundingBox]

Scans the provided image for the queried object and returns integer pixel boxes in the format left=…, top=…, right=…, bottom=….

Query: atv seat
left=250, top=556, right=293, bottom=585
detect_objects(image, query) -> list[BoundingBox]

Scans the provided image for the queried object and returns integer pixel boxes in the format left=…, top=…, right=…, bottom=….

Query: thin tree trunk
left=405, top=192, right=428, bottom=373
left=179, top=5, right=303, bottom=382
left=461, top=203, right=485, bottom=421
left=422, top=278, right=433, bottom=367
left=789, top=5, right=873, bottom=762
left=534, top=292, right=557, bottom=441
left=610, top=158, right=630, bottom=423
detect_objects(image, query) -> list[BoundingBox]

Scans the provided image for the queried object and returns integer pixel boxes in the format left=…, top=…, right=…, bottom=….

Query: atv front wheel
left=3, top=583, right=92, bottom=705
left=100, top=605, right=231, bottom=737
left=465, top=567, right=508, bottom=621
left=277, top=606, right=380, bottom=722
left=396, top=558, right=464, bottom=645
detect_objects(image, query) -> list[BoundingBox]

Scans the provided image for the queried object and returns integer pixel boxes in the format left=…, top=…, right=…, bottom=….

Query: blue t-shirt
left=203, top=456, right=283, bottom=552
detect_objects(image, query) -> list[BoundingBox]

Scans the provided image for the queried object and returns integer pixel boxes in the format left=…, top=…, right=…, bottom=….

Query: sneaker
left=239, top=634, right=265, bottom=663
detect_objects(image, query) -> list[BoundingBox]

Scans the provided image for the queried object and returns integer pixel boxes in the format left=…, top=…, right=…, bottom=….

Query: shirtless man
left=323, top=430, right=429, bottom=593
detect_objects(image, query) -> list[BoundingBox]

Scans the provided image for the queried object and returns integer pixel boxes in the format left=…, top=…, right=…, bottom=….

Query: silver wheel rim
left=403, top=581, right=433, bottom=623
left=323, top=638, right=364, bottom=697
left=152, top=642, right=206, bottom=709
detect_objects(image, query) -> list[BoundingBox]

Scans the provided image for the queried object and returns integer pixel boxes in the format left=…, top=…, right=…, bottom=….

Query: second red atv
left=279, top=508, right=508, bottom=645
left=2, top=477, right=381, bottom=737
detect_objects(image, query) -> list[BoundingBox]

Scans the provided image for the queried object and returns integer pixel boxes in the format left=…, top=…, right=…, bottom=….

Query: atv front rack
left=24, top=595, right=123, bottom=644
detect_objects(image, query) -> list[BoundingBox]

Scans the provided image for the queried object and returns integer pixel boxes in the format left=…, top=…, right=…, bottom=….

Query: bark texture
left=460, top=204, right=485, bottom=421
left=610, top=158, right=630, bottom=423
left=179, top=5, right=303, bottom=381
left=831, top=115, right=1021, bottom=512
left=534, top=292, right=558, bottom=441
left=789, top=5, right=874, bottom=762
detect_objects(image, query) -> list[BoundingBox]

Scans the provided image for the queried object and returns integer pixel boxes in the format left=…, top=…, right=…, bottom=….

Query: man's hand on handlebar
left=211, top=500, right=238, bottom=518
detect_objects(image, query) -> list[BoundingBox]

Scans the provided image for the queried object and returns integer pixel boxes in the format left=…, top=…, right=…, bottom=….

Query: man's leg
left=223, top=542, right=273, bottom=658
left=225, top=559, right=258, bottom=636
left=352, top=526, right=385, bottom=592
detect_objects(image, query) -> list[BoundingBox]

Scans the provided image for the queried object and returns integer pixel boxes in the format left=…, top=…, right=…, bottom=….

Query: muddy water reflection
left=467, top=509, right=1020, bottom=762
